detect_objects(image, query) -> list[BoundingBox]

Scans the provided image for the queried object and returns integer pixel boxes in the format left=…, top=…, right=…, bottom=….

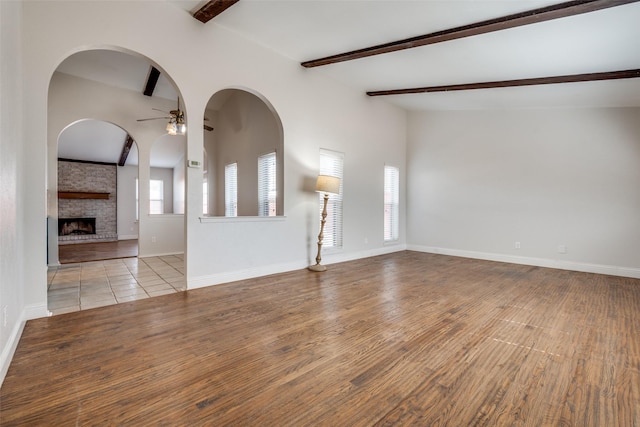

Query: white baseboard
left=0, top=319, right=25, bottom=387
left=0, top=302, right=48, bottom=387
left=139, top=251, right=184, bottom=259
left=188, top=244, right=407, bottom=290
left=322, top=243, right=407, bottom=265
left=118, top=235, right=138, bottom=240
left=407, top=245, right=640, bottom=279
left=188, top=259, right=309, bottom=289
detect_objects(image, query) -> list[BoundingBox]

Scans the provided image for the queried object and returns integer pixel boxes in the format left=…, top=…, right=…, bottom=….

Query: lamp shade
left=315, top=175, right=340, bottom=195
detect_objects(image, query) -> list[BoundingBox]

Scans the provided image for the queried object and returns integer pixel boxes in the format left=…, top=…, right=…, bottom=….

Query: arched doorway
left=46, top=48, right=187, bottom=315
left=57, top=119, right=139, bottom=263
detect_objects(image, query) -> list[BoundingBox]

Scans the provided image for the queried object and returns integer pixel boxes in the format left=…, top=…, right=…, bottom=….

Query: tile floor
left=47, top=255, right=185, bottom=316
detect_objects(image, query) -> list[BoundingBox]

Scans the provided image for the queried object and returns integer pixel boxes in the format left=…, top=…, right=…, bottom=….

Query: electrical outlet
left=557, top=244, right=567, bottom=254
left=515, top=241, right=521, bottom=249
left=364, top=237, right=369, bottom=244
left=151, top=236, right=157, bottom=243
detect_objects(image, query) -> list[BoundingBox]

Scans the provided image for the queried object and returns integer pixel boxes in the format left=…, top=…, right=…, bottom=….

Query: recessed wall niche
left=203, top=88, right=284, bottom=217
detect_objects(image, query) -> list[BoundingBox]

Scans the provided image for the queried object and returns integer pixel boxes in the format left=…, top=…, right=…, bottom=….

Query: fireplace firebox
left=58, top=218, right=96, bottom=236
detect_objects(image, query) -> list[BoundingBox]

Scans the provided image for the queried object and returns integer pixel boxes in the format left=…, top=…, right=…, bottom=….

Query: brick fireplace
left=58, top=217, right=96, bottom=236
left=58, top=160, right=118, bottom=244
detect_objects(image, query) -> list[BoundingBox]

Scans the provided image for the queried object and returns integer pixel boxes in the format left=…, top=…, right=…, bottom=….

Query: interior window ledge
left=199, top=216, right=287, bottom=223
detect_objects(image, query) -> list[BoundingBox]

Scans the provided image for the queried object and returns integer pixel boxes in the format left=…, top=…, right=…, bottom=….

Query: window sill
left=199, top=216, right=287, bottom=223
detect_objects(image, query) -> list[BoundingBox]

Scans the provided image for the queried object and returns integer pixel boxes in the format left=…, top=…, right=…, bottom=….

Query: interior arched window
left=203, top=89, right=284, bottom=217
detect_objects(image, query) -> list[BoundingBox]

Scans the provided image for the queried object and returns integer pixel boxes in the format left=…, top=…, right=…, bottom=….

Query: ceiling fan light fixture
left=166, top=121, right=177, bottom=135
left=175, top=116, right=186, bottom=135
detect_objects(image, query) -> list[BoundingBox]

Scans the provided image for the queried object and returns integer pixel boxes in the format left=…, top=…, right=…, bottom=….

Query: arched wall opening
left=56, top=119, right=139, bottom=260
left=47, top=47, right=187, bottom=267
left=203, top=87, right=285, bottom=217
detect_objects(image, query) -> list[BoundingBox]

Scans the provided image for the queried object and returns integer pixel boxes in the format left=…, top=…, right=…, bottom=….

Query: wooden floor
left=2, top=252, right=639, bottom=425
left=58, top=240, right=138, bottom=264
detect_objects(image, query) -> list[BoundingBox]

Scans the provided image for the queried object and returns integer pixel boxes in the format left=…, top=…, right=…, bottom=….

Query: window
left=319, top=149, right=344, bottom=248
left=203, top=151, right=209, bottom=215
left=149, top=179, right=164, bottom=214
left=384, top=165, right=399, bottom=242
left=135, top=178, right=139, bottom=221
left=202, top=178, right=209, bottom=215
left=225, top=162, right=238, bottom=217
left=258, top=152, right=277, bottom=216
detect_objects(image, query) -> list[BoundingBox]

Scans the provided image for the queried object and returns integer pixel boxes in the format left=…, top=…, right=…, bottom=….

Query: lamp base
left=308, top=264, right=327, bottom=272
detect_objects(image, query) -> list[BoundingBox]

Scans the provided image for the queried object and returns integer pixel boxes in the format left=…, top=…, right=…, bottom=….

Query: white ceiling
left=58, top=119, right=138, bottom=166
left=56, top=50, right=178, bottom=102
left=170, top=0, right=640, bottom=111
left=56, top=1, right=640, bottom=164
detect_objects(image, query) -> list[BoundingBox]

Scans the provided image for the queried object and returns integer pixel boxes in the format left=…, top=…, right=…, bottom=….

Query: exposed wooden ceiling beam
left=302, top=0, right=640, bottom=68
left=143, top=66, right=160, bottom=97
left=366, top=69, right=640, bottom=96
left=118, top=135, right=135, bottom=167
left=193, top=0, right=240, bottom=24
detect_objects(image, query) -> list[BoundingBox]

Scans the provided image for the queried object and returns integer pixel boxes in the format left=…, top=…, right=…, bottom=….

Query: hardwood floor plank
left=58, top=239, right=138, bottom=264
left=2, top=251, right=639, bottom=425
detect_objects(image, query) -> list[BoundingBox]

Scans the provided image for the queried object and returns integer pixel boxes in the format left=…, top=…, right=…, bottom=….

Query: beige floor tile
left=141, top=283, right=174, bottom=292
left=113, top=288, right=147, bottom=299
left=80, top=285, right=111, bottom=293
left=137, top=277, right=166, bottom=287
left=48, top=255, right=185, bottom=315
left=49, top=281, right=81, bottom=290
left=147, top=289, right=177, bottom=297
left=48, top=298, right=80, bottom=310
left=108, top=277, right=137, bottom=286
left=50, top=306, right=81, bottom=316
left=80, top=294, right=113, bottom=302
left=48, top=290, right=75, bottom=299
left=110, top=282, right=141, bottom=291
left=81, top=299, right=117, bottom=310
left=116, top=294, right=150, bottom=303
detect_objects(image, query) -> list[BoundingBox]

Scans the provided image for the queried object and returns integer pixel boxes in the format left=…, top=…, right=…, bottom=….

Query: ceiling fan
left=137, top=98, right=213, bottom=135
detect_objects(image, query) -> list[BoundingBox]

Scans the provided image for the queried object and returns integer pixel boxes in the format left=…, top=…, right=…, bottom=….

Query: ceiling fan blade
left=137, top=116, right=171, bottom=122
left=204, top=124, right=214, bottom=132
left=152, top=108, right=171, bottom=114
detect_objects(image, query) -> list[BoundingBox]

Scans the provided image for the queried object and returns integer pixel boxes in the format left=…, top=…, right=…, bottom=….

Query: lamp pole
left=308, top=174, right=340, bottom=272
left=309, top=192, right=329, bottom=272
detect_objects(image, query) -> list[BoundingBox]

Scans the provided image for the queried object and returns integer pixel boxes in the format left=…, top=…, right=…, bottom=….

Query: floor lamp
left=309, top=175, right=341, bottom=272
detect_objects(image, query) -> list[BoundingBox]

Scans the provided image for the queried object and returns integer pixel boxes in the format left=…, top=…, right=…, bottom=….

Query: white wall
left=407, top=108, right=640, bottom=277
left=0, top=0, right=26, bottom=385
left=20, top=0, right=406, bottom=298
left=117, top=164, right=138, bottom=240
left=173, top=156, right=185, bottom=215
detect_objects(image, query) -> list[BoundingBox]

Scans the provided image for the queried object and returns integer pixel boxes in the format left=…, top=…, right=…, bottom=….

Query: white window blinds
left=225, top=163, right=238, bottom=217
left=258, top=152, right=277, bottom=216
left=384, top=165, right=399, bottom=241
left=319, top=149, right=344, bottom=249
left=149, top=179, right=164, bottom=215
left=202, top=178, right=209, bottom=215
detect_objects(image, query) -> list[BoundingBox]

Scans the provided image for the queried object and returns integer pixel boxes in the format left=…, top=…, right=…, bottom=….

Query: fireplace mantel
left=58, top=191, right=110, bottom=199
